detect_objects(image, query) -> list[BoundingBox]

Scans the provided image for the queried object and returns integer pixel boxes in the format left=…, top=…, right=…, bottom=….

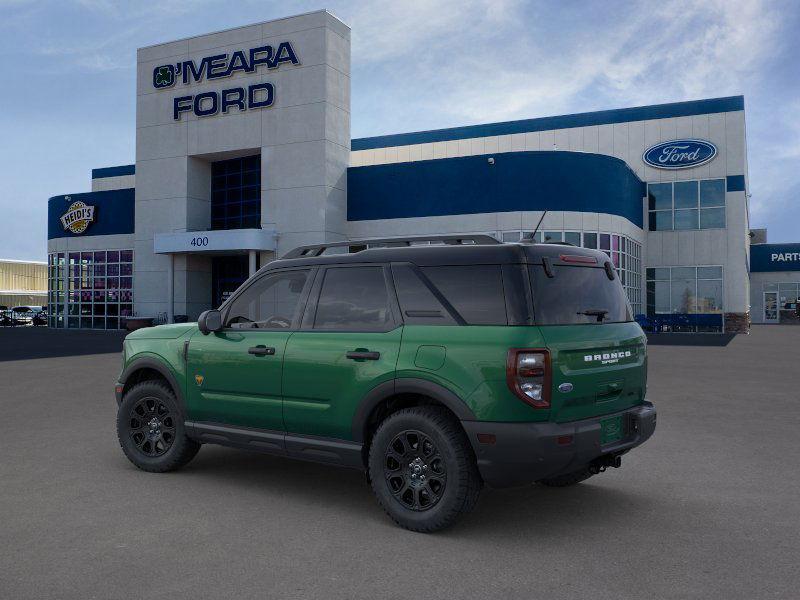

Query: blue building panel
left=91, top=165, right=135, bottom=179
left=750, top=243, right=800, bottom=272
left=352, top=96, right=745, bottom=151
left=726, top=175, right=746, bottom=192
left=48, top=189, right=135, bottom=239
left=347, top=151, right=646, bottom=227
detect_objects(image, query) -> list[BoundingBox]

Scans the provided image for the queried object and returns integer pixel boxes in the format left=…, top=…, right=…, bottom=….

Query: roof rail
left=282, top=234, right=500, bottom=259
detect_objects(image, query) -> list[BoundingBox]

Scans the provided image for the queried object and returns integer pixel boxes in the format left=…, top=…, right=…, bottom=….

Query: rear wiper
left=577, top=309, right=608, bottom=322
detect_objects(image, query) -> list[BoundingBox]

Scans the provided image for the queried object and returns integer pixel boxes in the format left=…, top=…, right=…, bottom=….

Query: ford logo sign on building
left=643, top=139, right=717, bottom=170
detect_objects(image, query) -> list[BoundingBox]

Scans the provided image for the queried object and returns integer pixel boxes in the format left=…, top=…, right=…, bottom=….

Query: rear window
left=421, top=265, right=507, bottom=325
left=530, top=264, right=632, bottom=325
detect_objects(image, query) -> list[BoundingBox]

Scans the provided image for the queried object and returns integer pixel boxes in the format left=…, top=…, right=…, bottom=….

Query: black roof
left=264, top=242, right=610, bottom=272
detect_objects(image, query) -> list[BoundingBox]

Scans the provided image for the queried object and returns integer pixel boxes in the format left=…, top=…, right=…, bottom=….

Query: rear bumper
left=462, top=401, right=656, bottom=488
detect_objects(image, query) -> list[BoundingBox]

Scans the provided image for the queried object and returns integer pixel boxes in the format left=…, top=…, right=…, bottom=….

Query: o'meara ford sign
left=643, top=139, right=717, bottom=170
left=152, top=41, right=300, bottom=121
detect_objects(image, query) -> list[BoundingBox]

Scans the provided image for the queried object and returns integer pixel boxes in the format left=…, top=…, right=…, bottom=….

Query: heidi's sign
left=643, top=140, right=717, bottom=170
left=60, top=199, right=95, bottom=234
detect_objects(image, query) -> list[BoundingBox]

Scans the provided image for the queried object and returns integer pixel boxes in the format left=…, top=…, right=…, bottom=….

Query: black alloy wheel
left=384, top=429, right=447, bottom=511
left=128, top=396, right=176, bottom=457
left=368, top=406, right=482, bottom=532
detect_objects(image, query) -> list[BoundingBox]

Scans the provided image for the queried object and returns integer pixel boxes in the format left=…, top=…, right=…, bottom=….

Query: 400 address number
left=190, top=236, right=209, bottom=248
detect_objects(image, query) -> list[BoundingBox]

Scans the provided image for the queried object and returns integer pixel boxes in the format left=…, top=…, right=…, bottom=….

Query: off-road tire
left=368, top=406, right=482, bottom=532
left=117, top=380, right=200, bottom=472
left=538, top=467, right=594, bottom=487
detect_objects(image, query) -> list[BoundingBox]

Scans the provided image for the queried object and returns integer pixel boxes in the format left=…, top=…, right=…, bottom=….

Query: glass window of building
left=648, top=179, right=726, bottom=231
left=645, top=266, right=724, bottom=332
left=543, top=231, right=562, bottom=243
left=211, top=155, right=261, bottom=230
left=47, top=250, right=134, bottom=329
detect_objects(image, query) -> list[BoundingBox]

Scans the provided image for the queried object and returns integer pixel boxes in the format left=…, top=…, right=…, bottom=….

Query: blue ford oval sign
left=642, top=139, right=717, bottom=170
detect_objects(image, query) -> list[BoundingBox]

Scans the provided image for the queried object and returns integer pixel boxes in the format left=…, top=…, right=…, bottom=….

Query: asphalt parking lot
left=1, top=326, right=798, bottom=599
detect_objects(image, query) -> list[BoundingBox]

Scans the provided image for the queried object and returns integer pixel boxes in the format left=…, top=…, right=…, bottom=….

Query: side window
left=421, top=265, right=508, bottom=325
left=314, top=267, right=392, bottom=331
left=226, top=270, right=309, bottom=329
left=391, top=264, right=456, bottom=325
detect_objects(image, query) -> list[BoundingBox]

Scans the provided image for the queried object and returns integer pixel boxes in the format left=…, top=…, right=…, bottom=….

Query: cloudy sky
left=1, top=0, right=798, bottom=261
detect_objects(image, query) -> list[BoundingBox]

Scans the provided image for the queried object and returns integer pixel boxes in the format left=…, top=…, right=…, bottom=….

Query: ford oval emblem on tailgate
left=558, top=382, right=574, bottom=393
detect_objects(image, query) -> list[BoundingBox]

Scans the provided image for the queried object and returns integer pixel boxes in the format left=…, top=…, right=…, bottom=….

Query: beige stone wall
left=0, top=260, right=47, bottom=305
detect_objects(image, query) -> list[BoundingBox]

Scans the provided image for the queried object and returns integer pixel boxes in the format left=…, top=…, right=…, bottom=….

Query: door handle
left=248, top=345, right=275, bottom=356
left=346, top=350, right=381, bottom=360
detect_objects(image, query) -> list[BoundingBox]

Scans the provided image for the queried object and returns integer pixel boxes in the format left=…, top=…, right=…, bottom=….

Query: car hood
left=126, top=323, right=197, bottom=340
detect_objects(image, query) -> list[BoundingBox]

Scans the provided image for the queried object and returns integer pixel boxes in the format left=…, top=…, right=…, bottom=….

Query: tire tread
left=117, top=380, right=200, bottom=473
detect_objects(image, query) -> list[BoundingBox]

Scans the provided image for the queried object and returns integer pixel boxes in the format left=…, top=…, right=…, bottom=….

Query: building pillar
left=248, top=250, right=256, bottom=277
left=62, top=257, right=68, bottom=329
left=166, top=254, right=174, bottom=324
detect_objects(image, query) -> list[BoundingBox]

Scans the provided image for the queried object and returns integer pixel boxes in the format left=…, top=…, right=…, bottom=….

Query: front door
left=186, top=267, right=313, bottom=430
left=282, top=265, right=402, bottom=440
left=764, top=292, right=779, bottom=323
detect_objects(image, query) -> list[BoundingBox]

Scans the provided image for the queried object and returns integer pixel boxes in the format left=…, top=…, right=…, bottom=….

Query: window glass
left=599, top=234, right=611, bottom=250
left=583, top=232, right=597, bottom=248
left=392, top=265, right=456, bottom=325
left=700, top=179, right=726, bottom=207
left=646, top=267, right=671, bottom=281
left=674, top=209, right=698, bottom=230
left=649, top=211, right=673, bottom=231
left=501, top=231, right=520, bottom=242
left=699, top=207, right=725, bottom=229
left=648, top=183, right=672, bottom=210
left=697, top=280, right=724, bottom=313
left=530, top=265, right=631, bottom=325
left=314, top=267, right=391, bottom=331
left=646, top=281, right=671, bottom=314
left=697, top=266, right=723, bottom=279
left=674, top=181, right=699, bottom=208
left=763, top=282, right=778, bottom=291
left=543, top=231, right=562, bottom=243
left=422, top=265, right=507, bottom=325
left=671, top=278, right=697, bottom=313
left=564, top=232, right=581, bottom=246
left=211, top=155, right=261, bottom=230
left=227, top=270, right=309, bottom=329
left=672, top=267, right=697, bottom=280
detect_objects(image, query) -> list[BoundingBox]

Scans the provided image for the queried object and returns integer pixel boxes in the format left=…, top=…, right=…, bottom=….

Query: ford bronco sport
left=115, top=235, right=656, bottom=532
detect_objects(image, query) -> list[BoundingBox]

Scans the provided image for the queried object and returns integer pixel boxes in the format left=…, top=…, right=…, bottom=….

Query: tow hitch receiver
left=589, top=454, right=622, bottom=474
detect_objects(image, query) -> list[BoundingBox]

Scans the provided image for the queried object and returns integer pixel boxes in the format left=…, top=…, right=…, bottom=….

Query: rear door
left=282, top=264, right=402, bottom=440
left=529, top=262, right=647, bottom=423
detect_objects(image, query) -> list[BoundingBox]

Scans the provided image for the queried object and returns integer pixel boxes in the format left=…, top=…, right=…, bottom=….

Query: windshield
left=530, top=264, right=632, bottom=325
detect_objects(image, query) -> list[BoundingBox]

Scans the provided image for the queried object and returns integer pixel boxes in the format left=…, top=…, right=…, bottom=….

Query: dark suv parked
left=115, top=236, right=656, bottom=531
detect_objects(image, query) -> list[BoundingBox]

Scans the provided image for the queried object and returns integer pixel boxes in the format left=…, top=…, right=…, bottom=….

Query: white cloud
left=348, top=0, right=780, bottom=126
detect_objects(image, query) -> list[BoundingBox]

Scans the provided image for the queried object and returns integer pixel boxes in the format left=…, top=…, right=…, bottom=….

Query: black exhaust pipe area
left=589, top=454, right=622, bottom=474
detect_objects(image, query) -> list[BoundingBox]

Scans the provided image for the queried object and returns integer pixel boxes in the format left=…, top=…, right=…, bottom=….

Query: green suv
left=115, top=236, right=656, bottom=532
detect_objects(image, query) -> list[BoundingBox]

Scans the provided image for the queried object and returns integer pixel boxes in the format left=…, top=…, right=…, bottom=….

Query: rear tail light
left=506, top=349, right=551, bottom=408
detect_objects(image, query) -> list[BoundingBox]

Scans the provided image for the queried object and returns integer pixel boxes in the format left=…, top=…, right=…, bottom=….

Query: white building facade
left=47, top=10, right=756, bottom=333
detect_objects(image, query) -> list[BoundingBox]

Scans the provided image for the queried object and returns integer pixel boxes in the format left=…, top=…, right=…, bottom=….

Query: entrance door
left=211, top=255, right=249, bottom=308
left=186, top=267, right=313, bottom=430
left=764, top=292, right=779, bottom=323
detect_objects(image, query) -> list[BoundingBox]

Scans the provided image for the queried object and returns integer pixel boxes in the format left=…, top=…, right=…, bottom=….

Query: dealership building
left=45, top=10, right=798, bottom=332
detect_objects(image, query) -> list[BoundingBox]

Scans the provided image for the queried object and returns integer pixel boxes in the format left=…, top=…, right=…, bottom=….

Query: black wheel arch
left=352, top=378, right=476, bottom=444
left=117, top=357, right=186, bottom=412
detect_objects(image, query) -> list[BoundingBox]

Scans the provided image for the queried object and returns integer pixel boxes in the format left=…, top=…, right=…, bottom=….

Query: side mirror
left=198, top=309, right=223, bottom=335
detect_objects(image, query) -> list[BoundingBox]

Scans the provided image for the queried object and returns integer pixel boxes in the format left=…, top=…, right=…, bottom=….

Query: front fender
left=116, top=352, right=187, bottom=411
